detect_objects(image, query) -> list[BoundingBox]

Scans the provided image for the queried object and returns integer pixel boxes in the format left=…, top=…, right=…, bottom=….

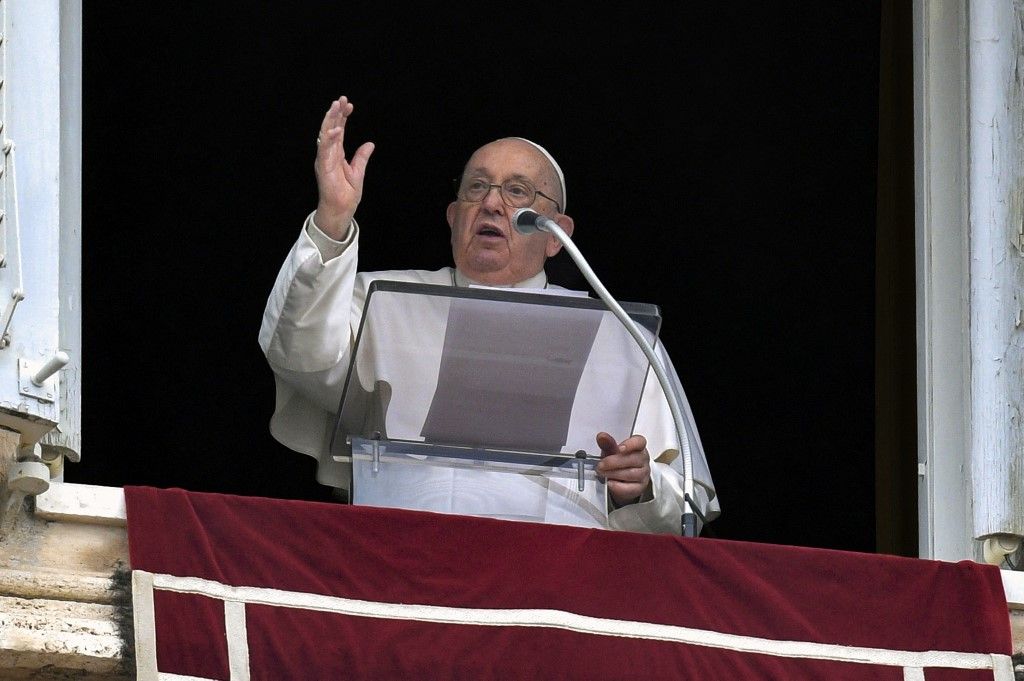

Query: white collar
left=452, top=269, right=549, bottom=290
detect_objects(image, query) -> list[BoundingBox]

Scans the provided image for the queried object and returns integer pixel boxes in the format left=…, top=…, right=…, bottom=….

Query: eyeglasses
left=455, top=177, right=561, bottom=213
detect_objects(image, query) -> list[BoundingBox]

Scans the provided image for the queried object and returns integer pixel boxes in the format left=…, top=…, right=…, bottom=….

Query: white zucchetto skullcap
left=504, top=137, right=566, bottom=211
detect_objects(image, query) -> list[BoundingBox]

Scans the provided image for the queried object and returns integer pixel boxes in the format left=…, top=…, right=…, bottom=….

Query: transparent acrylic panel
left=331, top=282, right=661, bottom=459
left=324, top=281, right=662, bottom=521
left=346, top=437, right=608, bottom=528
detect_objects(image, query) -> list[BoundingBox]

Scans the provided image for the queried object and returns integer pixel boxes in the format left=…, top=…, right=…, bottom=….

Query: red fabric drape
left=125, top=486, right=1011, bottom=680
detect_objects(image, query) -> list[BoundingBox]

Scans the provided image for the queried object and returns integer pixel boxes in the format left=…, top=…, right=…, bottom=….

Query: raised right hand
left=313, top=95, right=375, bottom=240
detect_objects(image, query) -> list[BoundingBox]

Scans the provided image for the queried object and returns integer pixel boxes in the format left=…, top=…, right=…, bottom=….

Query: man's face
left=446, top=139, right=567, bottom=286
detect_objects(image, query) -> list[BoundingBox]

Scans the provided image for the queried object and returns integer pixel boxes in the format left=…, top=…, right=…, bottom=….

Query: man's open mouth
left=476, top=226, right=505, bottom=238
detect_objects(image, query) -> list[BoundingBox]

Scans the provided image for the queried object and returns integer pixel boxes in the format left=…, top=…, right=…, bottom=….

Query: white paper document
left=420, top=297, right=604, bottom=451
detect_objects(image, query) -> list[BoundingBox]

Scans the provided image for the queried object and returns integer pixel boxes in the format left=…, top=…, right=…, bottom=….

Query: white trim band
left=136, top=570, right=1013, bottom=676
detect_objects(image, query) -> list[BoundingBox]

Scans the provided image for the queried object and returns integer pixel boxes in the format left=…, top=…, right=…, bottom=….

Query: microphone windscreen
left=513, top=208, right=541, bottom=234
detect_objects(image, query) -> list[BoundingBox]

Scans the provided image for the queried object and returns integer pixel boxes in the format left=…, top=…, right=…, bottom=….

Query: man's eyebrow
left=463, top=167, right=536, bottom=181
left=464, top=170, right=538, bottom=185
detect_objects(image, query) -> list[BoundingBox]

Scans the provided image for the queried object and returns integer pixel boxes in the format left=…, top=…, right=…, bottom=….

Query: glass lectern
left=327, top=281, right=661, bottom=529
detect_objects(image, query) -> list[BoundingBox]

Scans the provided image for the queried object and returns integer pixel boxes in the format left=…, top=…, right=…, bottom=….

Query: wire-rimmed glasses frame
left=454, top=176, right=561, bottom=213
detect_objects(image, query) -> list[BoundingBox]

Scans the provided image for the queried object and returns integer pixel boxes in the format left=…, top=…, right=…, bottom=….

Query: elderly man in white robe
left=259, top=96, right=719, bottom=535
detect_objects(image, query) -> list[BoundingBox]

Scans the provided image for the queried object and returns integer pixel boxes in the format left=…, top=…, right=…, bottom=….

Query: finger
left=319, top=99, right=342, bottom=135
left=333, top=96, right=354, bottom=136
left=340, top=96, right=354, bottom=119
left=595, top=431, right=619, bottom=457
left=319, top=96, right=353, bottom=136
left=314, top=127, right=345, bottom=172
left=607, top=480, right=645, bottom=506
left=598, top=453, right=649, bottom=477
left=348, top=141, right=375, bottom=176
left=602, top=462, right=649, bottom=482
left=596, top=439, right=651, bottom=474
left=620, top=434, right=647, bottom=454
left=317, top=126, right=343, bottom=148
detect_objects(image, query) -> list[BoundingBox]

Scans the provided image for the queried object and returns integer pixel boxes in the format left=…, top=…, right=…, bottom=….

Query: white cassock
left=259, top=213, right=720, bottom=535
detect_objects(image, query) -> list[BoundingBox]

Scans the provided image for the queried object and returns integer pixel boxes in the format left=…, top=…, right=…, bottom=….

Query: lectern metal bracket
left=370, top=431, right=382, bottom=474
left=575, top=450, right=587, bottom=492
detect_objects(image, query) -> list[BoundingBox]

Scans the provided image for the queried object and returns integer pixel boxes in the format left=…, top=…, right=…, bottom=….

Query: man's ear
left=545, top=214, right=574, bottom=257
left=446, top=201, right=457, bottom=231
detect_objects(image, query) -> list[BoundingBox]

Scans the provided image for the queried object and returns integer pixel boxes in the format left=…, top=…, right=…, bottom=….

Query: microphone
left=512, top=208, right=558, bottom=235
left=509, top=205, right=703, bottom=537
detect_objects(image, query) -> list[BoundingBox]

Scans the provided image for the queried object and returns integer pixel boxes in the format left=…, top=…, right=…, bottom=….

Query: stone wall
left=0, top=431, right=131, bottom=680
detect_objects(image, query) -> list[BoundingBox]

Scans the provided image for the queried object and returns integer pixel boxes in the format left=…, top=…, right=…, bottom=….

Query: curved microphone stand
left=512, top=209, right=699, bottom=537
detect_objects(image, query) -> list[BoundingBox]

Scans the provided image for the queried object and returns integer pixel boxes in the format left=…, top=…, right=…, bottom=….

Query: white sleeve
left=257, top=212, right=364, bottom=460
left=306, top=214, right=357, bottom=262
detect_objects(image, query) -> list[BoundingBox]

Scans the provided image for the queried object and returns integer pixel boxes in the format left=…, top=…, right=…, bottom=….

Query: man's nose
left=480, top=184, right=505, bottom=209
